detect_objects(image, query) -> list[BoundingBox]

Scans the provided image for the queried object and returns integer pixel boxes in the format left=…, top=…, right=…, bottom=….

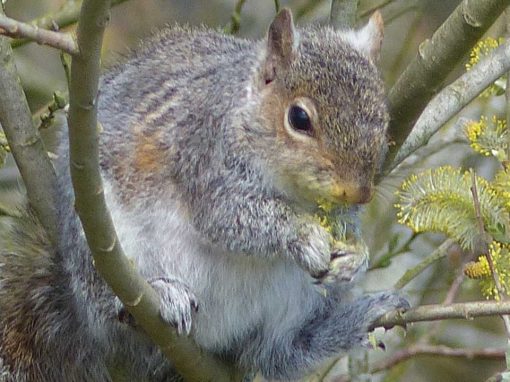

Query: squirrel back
left=98, top=20, right=387, bottom=209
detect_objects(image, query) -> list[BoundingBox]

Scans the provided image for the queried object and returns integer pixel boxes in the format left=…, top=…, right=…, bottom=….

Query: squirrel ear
left=350, top=11, right=384, bottom=61
left=263, top=8, right=297, bottom=83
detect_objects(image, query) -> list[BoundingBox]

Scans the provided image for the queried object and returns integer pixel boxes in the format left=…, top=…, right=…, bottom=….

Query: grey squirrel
left=0, top=8, right=408, bottom=381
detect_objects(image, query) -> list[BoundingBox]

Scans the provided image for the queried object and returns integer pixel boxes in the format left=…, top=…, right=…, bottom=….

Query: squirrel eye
left=288, top=105, right=313, bottom=134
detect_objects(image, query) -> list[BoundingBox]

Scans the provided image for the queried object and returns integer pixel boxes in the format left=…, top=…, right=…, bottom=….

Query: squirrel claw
left=149, top=277, right=198, bottom=335
left=330, top=249, right=349, bottom=260
left=311, top=269, right=329, bottom=280
left=115, top=277, right=198, bottom=336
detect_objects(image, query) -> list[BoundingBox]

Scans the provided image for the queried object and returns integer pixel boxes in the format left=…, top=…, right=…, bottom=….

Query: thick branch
left=10, top=0, right=129, bottom=49
left=385, top=0, right=510, bottom=168
left=371, top=345, right=505, bottom=373
left=373, top=301, right=510, bottom=330
left=330, top=0, right=359, bottom=29
left=0, top=8, right=58, bottom=243
left=66, top=1, right=239, bottom=381
left=386, top=38, right=510, bottom=174
left=0, top=13, right=78, bottom=54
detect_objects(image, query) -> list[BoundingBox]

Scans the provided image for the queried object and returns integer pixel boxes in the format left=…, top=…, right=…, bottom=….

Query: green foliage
left=396, top=69, right=510, bottom=299
left=464, top=242, right=510, bottom=299
left=494, top=167, right=510, bottom=211
left=395, top=166, right=509, bottom=252
left=465, top=116, right=508, bottom=161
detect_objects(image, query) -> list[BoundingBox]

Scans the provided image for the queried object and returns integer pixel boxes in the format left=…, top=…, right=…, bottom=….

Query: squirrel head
left=252, top=8, right=388, bottom=206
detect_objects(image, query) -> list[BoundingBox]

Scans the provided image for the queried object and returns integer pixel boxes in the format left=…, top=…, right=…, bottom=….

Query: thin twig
left=0, top=7, right=58, bottom=243
left=371, top=345, right=505, bottom=373
left=274, top=0, right=280, bottom=13
left=385, top=0, right=510, bottom=169
left=384, top=39, right=510, bottom=176
left=66, top=0, right=240, bottom=380
left=60, top=51, right=72, bottom=87
left=384, top=3, right=419, bottom=25
left=35, top=91, right=67, bottom=130
left=0, top=13, right=78, bottom=55
left=470, top=170, right=490, bottom=253
left=370, top=232, right=418, bottom=270
left=419, top=268, right=466, bottom=344
left=305, top=357, right=342, bottom=382
left=225, top=0, right=247, bottom=34
left=359, top=0, right=395, bottom=18
left=443, top=270, right=467, bottom=305
left=10, top=0, right=130, bottom=49
left=394, top=240, right=454, bottom=290
left=373, top=300, right=510, bottom=330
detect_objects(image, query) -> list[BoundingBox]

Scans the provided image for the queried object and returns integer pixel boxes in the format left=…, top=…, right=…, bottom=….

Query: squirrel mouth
left=330, top=183, right=373, bottom=204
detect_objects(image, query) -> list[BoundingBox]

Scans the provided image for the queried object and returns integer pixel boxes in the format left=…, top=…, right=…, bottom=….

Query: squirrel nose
left=331, top=183, right=373, bottom=204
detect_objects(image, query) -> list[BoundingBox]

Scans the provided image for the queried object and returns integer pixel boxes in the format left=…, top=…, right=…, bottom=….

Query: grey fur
left=0, top=9, right=408, bottom=381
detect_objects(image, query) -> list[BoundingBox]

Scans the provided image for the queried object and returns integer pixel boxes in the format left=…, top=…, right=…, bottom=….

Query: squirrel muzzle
left=331, top=182, right=373, bottom=204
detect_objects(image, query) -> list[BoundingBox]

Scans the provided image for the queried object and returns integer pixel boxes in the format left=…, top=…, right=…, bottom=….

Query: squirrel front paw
left=363, top=291, right=410, bottom=329
left=319, top=240, right=369, bottom=284
left=116, top=277, right=198, bottom=335
left=289, top=222, right=332, bottom=278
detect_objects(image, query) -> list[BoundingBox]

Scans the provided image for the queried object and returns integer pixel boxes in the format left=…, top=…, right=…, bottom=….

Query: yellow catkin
left=478, top=242, right=510, bottom=299
left=465, top=117, right=491, bottom=156
left=494, top=167, right=510, bottom=210
left=466, top=37, right=506, bottom=97
left=466, top=37, right=502, bottom=70
left=464, top=258, right=491, bottom=279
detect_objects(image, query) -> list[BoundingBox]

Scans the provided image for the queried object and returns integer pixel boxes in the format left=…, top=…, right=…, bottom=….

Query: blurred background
left=2, top=1, right=508, bottom=381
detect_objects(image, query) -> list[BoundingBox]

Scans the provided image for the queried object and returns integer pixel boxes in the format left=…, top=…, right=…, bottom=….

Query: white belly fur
left=104, top=183, right=319, bottom=352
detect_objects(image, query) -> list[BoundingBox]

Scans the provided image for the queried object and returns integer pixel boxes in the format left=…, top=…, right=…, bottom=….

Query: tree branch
left=66, top=1, right=240, bottom=381
left=373, top=301, right=510, bottom=330
left=385, top=0, right=510, bottom=169
left=330, top=0, right=359, bottom=29
left=225, top=0, right=247, bottom=34
left=394, top=240, right=454, bottom=290
left=359, top=0, right=395, bottom=18
left=274, top=0, right=280, bottom=13
left=0, top=13, right=78, bottom=55
left=385, top=38, right=510, bottom=175
left=0, top=7, right=58, bottom=243
left=10, top=0, right=130, bottom=49
left=419, top=268, right=466, bottom=343
left=371, top=345, right=505, bottom=373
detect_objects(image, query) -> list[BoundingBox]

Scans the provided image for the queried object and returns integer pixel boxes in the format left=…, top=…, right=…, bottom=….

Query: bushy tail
left=0, top=195, right=112, bottom=381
